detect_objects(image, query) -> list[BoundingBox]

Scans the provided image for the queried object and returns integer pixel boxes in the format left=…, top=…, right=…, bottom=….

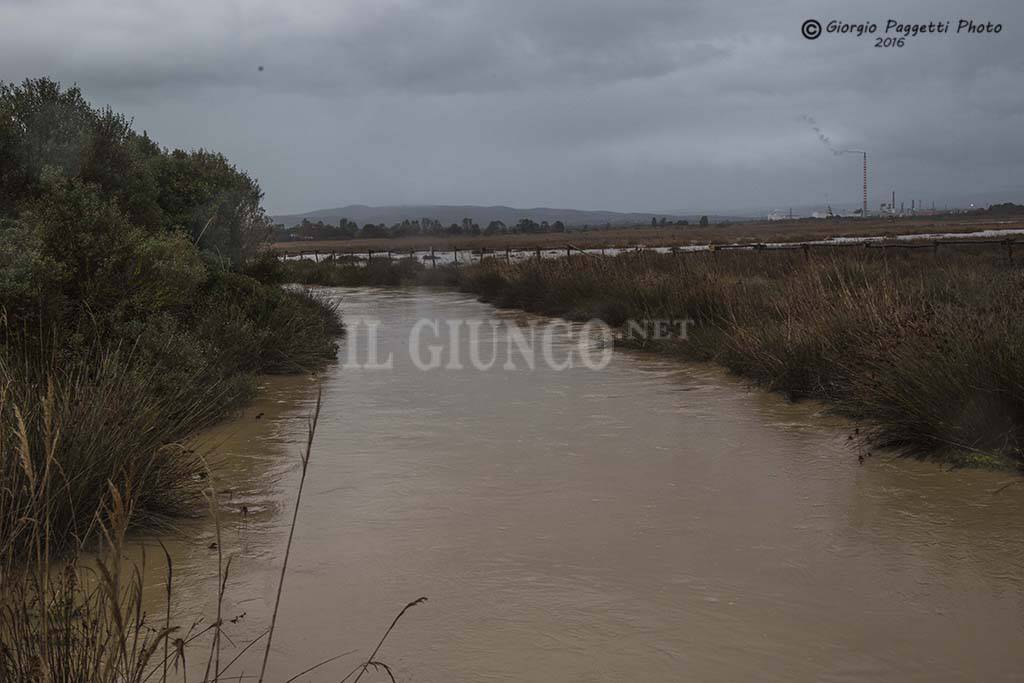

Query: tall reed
left=0, top=388, right=426, bottom=681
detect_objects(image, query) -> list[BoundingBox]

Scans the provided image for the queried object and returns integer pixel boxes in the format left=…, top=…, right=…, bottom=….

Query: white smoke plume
left=802, top=115, right=841, bottom=156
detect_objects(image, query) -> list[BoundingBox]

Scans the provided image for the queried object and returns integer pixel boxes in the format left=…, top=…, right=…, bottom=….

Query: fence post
left=565, top=246, right=571, bottom=260
left=506, top=247, right=511, bottom=263
left=367, top=249, right=372, bottom=262
left=430, top=247, right=435, bottom=267
left=536, top=246, right=541, bottom=261
left=453, top=247, right=459, bottom=265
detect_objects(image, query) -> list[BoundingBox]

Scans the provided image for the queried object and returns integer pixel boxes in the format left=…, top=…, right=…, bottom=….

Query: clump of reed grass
left=0, top=388, right=426, bottom=682
left=457, top=247, right=1024, bottom=468
left=0, top=345, right=217, bottom=562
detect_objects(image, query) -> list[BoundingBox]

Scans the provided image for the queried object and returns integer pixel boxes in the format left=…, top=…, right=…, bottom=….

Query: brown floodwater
left=137, top=287, right=1024, bottom=682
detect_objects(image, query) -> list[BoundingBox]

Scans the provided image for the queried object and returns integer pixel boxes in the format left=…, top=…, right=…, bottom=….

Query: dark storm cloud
left=1, top=0, right=1021, bottom=213
left=0, top=0, right=718, bottom=94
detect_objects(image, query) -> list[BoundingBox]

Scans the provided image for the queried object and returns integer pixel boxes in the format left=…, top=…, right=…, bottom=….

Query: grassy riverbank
left=0, top=79, right=341, bottom=560
left=457, top=248, right=1024, bottom=469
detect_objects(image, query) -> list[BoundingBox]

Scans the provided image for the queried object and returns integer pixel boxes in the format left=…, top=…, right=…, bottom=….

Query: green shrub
left=0, top=79, right=344, bottom=557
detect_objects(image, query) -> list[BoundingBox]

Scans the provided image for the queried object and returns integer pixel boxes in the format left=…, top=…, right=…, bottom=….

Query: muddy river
left=140, top=287, right=1024, bottom=682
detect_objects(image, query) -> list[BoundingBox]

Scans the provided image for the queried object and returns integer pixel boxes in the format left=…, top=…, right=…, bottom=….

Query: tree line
left=274, top=216, right=568, bottom=241
left=274, top=215, right=696, bottom=241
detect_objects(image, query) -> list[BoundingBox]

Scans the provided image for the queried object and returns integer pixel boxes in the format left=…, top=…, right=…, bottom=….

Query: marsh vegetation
left=457, top=248, right=1024, bottom=468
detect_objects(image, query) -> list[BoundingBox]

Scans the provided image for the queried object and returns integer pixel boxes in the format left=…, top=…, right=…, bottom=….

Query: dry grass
left=0, top=347, right=214, bottom=564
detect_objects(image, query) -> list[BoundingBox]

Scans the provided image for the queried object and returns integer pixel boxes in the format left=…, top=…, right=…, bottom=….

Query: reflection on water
left=136, top=287, right=1024, bottom=682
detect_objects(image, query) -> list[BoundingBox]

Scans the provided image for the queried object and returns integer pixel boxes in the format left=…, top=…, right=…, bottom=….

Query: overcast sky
left=1, top=0, right=1021, bottom=214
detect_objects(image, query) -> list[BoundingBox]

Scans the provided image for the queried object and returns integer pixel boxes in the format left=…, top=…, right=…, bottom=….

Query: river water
left=143, top=287, right=1024, bottom=682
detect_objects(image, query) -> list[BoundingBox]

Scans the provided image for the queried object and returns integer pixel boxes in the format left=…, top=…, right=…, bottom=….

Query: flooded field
left=277, top=224, right=1024, bottom=266
left=142, top=288, right=1024, bottom=682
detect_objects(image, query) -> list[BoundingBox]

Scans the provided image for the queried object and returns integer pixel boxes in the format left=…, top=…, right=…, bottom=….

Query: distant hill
left=271, top=204, right=721, bottom=228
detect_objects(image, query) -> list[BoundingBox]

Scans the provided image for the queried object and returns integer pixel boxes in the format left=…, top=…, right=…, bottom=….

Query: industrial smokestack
left=863, top=154, right=868, bottom=218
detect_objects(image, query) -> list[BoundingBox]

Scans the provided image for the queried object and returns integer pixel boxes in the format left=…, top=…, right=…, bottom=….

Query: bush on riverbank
left=456, top=248, right=1024, bottom=469
left=260, top=253, right=461, bottom=287
left=0, top=78, right=341, bottom=558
